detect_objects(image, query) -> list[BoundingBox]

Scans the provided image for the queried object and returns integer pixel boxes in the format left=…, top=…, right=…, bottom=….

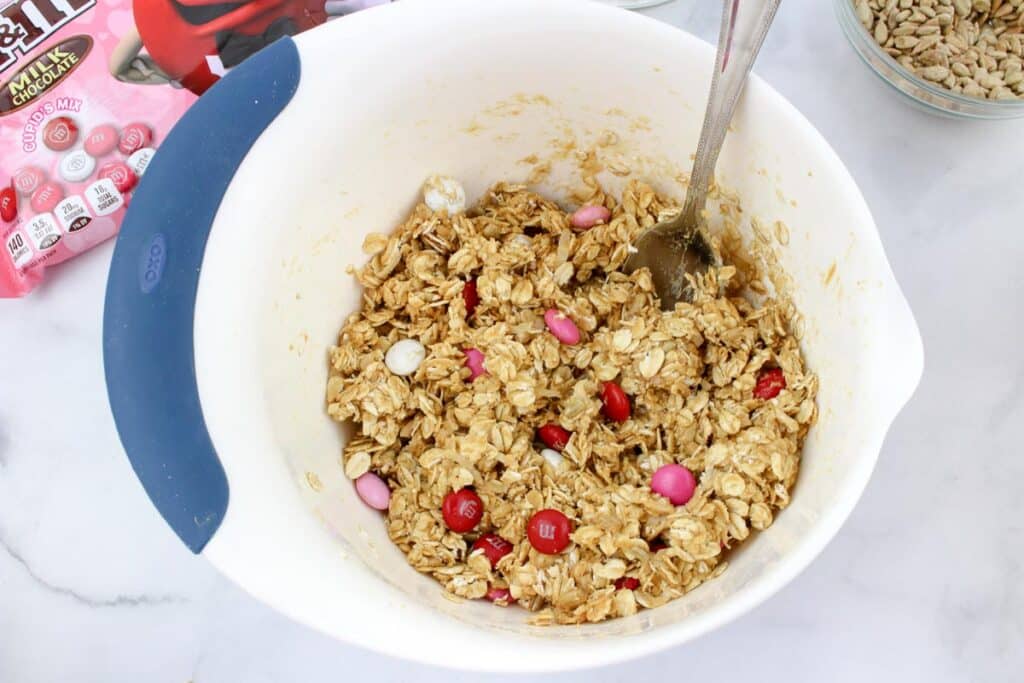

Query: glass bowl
left=834, top=0, right=1024, bottom=119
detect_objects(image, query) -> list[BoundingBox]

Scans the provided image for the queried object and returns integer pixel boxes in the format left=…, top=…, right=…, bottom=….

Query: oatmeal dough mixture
left=327, top=178, right=817, bottom=625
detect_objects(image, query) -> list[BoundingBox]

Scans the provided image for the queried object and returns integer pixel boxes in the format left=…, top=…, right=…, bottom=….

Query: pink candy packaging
left=0, top=0, right=195, bottom=297
left=1, top=0, right=390, bottom=297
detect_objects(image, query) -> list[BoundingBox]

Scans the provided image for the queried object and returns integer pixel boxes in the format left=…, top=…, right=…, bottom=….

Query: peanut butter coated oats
left=327, top=178, right=817, bottom=624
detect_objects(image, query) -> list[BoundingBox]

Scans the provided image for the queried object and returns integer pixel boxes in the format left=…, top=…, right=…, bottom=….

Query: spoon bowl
left=625, top=0, right=781, bottom=309
left=626, top=220, right=717, bottom=308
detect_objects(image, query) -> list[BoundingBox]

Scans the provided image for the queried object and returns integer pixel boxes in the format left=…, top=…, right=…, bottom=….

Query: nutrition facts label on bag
left=26, top=214, right=62, bottom=251
left=85, top=179, right=124, bottom=217
left=55, top=195, right=92, bottom=233
left=5, top=231, right=32, bottom=268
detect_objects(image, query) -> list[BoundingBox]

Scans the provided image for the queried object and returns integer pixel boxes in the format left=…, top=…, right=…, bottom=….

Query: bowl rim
left=833, top=0, right=1024, bottom=119
left=193, top=0, right=924, bottom=671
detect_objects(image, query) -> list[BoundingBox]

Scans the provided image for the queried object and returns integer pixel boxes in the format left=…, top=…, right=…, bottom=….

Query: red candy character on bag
left=112, top=0, right=392, bottom=95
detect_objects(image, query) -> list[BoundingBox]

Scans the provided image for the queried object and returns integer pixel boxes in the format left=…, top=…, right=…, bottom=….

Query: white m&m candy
left=540, top=448, right=565, bottom=471
left=422, top=175, right=466, bottom=215
left=128, top=147, right=156, bottom=177
left=384, top=339, right=426, bottom=376
left=59, top=151, right=96, bottom=183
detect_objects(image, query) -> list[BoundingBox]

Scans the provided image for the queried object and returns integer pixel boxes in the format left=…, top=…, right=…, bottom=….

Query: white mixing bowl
left=103, top=0, right=923, bottom=672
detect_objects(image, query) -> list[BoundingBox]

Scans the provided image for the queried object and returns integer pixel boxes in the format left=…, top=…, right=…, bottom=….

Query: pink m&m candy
left=484, top=587, right=515, bottom=605
left=13, top=166, right=46, bottom=194
left=544, top=308, right=580, bottom=345
left=651, top=464, right=697, bottom=506
left=355, top=472, right=391, bottom=511
left=463, top=348, right=486, bottom=381
left=83, top=124, right=119, bottom=157
left=570, top=204, right=611, bottom=230
left=30, top=182, right=64, bottom=213
left=118, top=123, right=153, bottom=155
left=42, top=116, right=78, bottom=151
left=98, top=161, right=138, bottom=193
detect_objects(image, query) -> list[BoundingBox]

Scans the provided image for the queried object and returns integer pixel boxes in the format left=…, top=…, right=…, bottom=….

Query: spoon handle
left=679, top=0, right=781, bottom=230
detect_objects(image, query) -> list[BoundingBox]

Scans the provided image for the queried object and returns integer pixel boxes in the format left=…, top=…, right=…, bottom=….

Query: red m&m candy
left=462, top=279, right=479, bottom=316
left=537, top=423, right=571, bottom=451
left=526, top=509, right=572, bottom=555
left=442, top=488, right=483, bottom=533
left=753, top=368, right=786, bottom=399
left=98, top=161, right=138, bottom=193
left=84, top=124, right=119, bottom=157
left=614, top=576, right=640, bottom=591
left=600, top=381, right=631, bottom=422
left=30, top=182, right=64, bottom=213
left=42, top=116, right=78, bottom=151
left=118, top=123, right=153, bottom=155
left=471, top=534, right=514, bottom=568
left=0, top=187, right=17, bottom=223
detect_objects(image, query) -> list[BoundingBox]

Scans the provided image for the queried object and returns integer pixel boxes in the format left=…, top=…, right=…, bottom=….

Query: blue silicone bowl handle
left=103, top=38, right=302, bottom=553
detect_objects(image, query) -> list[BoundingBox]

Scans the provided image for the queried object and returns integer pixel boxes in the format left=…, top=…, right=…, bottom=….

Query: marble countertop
left=2, top=2, right=1021, bottom=681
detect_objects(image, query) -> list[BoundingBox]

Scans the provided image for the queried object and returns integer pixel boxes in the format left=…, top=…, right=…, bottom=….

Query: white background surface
left=2, top=2, right=1021, bottom=681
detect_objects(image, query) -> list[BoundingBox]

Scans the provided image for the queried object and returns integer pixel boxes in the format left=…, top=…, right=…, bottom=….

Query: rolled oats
left=326, top=179, right=817, bottom=624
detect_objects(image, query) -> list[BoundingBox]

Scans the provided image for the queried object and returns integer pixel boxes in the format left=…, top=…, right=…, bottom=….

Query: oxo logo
left=139, top=233, right=167, bottom=294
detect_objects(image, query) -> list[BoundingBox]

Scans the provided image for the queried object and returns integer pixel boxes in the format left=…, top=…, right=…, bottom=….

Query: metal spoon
left=624, top=0, right=781, bottom=310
